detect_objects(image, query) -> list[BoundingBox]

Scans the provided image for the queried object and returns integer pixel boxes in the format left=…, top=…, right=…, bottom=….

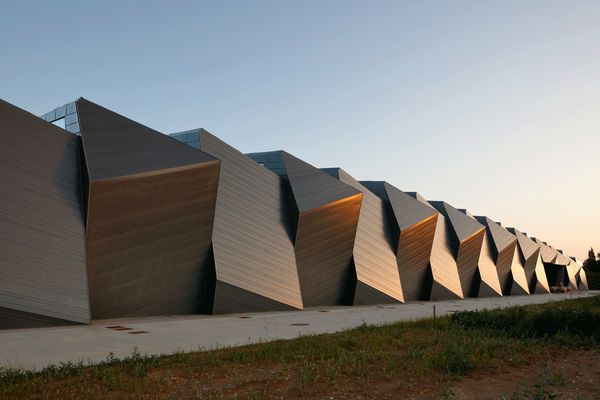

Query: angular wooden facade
left=247, top=151, right=361, bottom=307
left=322, top=169, right=404, bottom=305
left=407, top=194, right=463, bottom=300
left=77, top=99, right=221, bottom=318
left=360, top=182, right=438, bottom=301
left=458, top=209, right=503, bottom=297
left=171, top=131, right=303, bottom=314
left=508, top=228, right=550, bottom=294
left=0, top=97, right=585, bottom=329
left=0, top=100, right=88, bottom=329
left=476, top=217, right=519, bottom=295
left=430, top=202, right=485, bottom=298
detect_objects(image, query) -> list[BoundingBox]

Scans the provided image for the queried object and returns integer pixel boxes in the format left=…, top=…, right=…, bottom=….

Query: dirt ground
left=139, top=349, right=599, bottom=399
left=452, top=350, right=600, bottom=400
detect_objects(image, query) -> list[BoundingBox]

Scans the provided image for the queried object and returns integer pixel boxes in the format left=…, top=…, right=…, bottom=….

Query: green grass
left=0, top=296, right=598, bottom=399
left=451, top=295, right=600, bottom=345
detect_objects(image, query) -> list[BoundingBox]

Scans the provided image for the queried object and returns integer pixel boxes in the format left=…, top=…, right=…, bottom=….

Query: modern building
left=0, top=97, right=585, bottom=329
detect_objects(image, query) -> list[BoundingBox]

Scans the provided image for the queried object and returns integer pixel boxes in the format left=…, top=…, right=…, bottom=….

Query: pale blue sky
left=2, top=1, right=599, bottom=259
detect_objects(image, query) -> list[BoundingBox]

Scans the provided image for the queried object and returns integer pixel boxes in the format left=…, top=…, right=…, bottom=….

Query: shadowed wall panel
left=0, top=100, right=88, bottom=328
left=476, top=217, right=518, bottom=295
left=578, top=268, right=589, bottom=291
left=533, top=238, right=567, bottom=288
left=431, top=202, right=485, bottom=298
left=475, top=230, right=504, bottom=297
left=407, top=193, right=463, bottom=300
left=565, top=261, right=579, bottom=291
left=78, top=99, right=220, bottom=318
left=508, top=246, right=530, bottom=295
left=322, top=169, right=403, bottom=305
left=361, top=182, right=438, bottom=301
left=509, top=228, right=549, bottom=294
left=248, top=151, right=361, bottom=306
left=428, top=215, right=464, bottom=300
left=175, top=131, right=303, bottom=313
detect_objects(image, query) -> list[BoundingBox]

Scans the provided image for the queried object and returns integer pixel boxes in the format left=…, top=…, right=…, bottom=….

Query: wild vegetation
left=584, top=247, right=600, bottom=290
left=1, top=296, right=599, bottom=399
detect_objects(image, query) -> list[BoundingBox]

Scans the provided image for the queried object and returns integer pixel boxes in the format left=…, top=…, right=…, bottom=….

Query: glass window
left=52, top=118, right=66, bottom=129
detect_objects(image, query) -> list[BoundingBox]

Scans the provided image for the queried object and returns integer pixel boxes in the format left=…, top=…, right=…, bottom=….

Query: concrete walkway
left=1, top=291, right=597, bottom=371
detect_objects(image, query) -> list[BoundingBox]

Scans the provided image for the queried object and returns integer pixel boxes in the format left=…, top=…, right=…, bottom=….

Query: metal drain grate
left=290, top=323, right=310, bottom=326
left=237, top=316, right=252, bottom=319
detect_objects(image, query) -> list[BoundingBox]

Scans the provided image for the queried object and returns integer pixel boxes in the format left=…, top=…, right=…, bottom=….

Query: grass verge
left=1, top=296, right=598, bottom=399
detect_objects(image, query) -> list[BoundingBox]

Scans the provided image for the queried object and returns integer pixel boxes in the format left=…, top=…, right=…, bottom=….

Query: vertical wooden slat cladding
left=476, top=217, right=517, bottom=295
left=430, top=202, right=485, bottom=298
left=508, top=228, right=549, bottom=294
left=0, top=100, right=88, bottom=328
left=321, top=169, right=403, bottom=305
left=247, top=151, right=361, bottom=307
left=78, top=99, right=220, bottom=318
left=193, top=131, right=303, bottom=313
left=360, top=182, right=438, bottom=301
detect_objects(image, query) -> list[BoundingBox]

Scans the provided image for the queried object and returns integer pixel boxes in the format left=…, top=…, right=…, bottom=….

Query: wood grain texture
left=428, top=215, right=464, bottom=300
left=476, top=231, right=503, bottom=297
left=0, top=99, right=88, bottom=327
left=431, top=202, right=485, bottom=298
left=476, top=217, right=518, bottom=295
left=361, top=182, right=438, bottom=302
left=78, top=100, right=220, bottom=318
left=509, top=228, right=549, bottom=294
left=508, top=246, right=530, bottom=295
left=195, top=131, right=304, bottom=312
left=249, top=152, right=361, bottom=306
left=322, top=169, right=403, bottom=304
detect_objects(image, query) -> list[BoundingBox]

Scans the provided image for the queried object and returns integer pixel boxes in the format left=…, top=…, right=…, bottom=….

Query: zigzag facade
left=0, top=98, right=589, bottom=329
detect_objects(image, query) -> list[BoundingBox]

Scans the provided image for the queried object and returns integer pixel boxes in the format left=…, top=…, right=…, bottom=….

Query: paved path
left=1, top=291, right=597, bottom=370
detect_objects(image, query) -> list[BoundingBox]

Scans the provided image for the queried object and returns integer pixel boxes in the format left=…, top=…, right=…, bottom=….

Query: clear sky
left=2, top=1, right=599, bottom=260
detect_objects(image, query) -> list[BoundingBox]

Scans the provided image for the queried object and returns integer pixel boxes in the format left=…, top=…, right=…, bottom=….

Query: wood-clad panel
left=248, top=152, right=361, bottom=307
left=509, top=228, right=546, bottom=293
left=456, top=230, right=486, bottom=297
left=477, top=217, right=517, bottom=295
left=566, top=262, right=579, bottom=291
left=578, top=269, right=589, bottom=291
left=86, top=164, right=219, bottom=318
left=532, top=252, right=551, bottom=293
left=0, top=100, right=88, bottom=328
left=476, top=231, right=503, bottom=297
left=78, top=100, right=220, bottom=318
left=195, top=131, right=304, bottom=312
left=429, top=216, right=464, bottom=300
left=294, top=196, right=362, bottom=306
left=509, top=247, right=530, bottom=295
left=361, top=182, right=438, bottom=301
left=77, top=99, right=214, bottom=181
left=324, top=169, right=403, bottom=304
left=396, top=215, right=438, bottom=301
left=431, top=202, right=485, bottom=298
